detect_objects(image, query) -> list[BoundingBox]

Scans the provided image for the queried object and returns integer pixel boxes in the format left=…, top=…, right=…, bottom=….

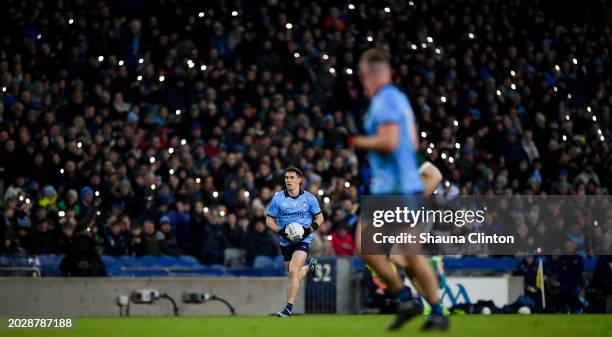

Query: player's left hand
left=301, top=227, right=313, bottom=240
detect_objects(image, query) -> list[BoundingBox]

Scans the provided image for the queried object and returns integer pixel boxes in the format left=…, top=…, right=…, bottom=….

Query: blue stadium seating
left=0, top=255, right=603, bottom=277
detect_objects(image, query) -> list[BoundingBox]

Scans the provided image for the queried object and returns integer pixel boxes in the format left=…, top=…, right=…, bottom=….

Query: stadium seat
left=224, top=248, right=247, bottom=267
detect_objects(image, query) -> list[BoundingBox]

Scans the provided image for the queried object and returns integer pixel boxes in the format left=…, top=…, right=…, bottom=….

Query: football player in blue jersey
left=266, top=167, right=324, bottom=317
left=350, top=48, right=449, bottom=331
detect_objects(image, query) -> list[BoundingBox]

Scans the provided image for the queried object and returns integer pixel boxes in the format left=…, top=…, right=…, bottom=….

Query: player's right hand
left=278, top=228, right=290, bottom=241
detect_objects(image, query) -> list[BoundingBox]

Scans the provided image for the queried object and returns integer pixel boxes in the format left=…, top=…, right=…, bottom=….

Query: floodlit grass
left=1, top=314, right=611, bottom=337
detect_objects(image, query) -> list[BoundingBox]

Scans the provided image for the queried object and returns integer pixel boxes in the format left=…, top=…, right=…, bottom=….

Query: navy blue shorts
left=280, top=242, right=310, bottom=262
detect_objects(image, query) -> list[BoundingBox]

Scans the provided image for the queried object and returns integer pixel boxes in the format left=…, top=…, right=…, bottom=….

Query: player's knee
left=288, top=268, right=299, bottom=279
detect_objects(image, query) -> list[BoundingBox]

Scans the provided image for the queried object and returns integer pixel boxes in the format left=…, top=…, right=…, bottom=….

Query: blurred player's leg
left=355, top=220, right=420, bottom=327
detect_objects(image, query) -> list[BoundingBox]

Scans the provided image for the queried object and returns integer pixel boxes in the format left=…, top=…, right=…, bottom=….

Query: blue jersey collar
left=284, top=189, right=304, bottom=199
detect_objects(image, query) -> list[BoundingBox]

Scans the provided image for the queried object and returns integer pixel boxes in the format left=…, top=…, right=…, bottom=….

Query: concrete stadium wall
left=0, top=277, right=304, bottom=317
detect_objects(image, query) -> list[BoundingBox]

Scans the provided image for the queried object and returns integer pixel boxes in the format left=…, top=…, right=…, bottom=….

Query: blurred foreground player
left=265, top=167, right=324, bottom=317
left=350, top=48, right=449, bottom=330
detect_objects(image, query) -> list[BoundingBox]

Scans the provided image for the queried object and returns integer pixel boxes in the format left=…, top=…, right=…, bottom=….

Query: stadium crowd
left=0, top=0, right=611, bottom=283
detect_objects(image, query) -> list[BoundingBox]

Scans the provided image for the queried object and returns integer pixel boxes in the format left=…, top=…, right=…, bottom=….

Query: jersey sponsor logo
left=280, top=210, right=308, bottom=218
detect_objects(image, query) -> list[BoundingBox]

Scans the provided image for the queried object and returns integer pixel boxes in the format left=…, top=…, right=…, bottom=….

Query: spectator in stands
left=310, top=219, right=334, bottom=257
left=58, top=189, right=81, bottom=218
left=244, top=220, right=280, bottom=265
left=159, top=216, right=181, bottom=257
left=140, top=219, right=162, bottom=257
left=331, top=224, right=354, bottom=256
left=1, top=204, right=19, bottom=254
left=198, top=211, right=229, bottom=265
left=129, top=225, right=145, bottom=257
left=26, top=218, right=57, bottom=254
left=104, top=220, right=130, bottom=257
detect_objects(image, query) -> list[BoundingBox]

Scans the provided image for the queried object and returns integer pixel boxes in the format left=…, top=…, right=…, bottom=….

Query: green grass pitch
left=1, top=315, right=611, bottom=337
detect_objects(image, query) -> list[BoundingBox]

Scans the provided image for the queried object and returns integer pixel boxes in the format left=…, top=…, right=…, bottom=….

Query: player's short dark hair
left=284, top=166, right=303, bottom=177
left=359, top=48, right=390, bottom=67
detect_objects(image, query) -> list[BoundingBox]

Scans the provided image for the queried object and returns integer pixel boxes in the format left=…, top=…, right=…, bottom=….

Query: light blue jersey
left=363, top=84, right=424, bottom=195
left=266, top=189, right=322, bottom=246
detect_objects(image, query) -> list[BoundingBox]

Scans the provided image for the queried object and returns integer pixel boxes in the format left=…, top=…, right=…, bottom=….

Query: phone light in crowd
left=168, top=148, right=175, bottom=154
left=426, top=148, right=433, bottom=154
left=2, top=87, right=6, bottom=92
left=453, top=120, right=459, bottom=127
left=317, top=189, right=324, bottom=196
left=139, top=58, right=144, bottom=64
left=553, top=86, right=558, bottom=92
left=348, top=3, right=355, bottom=10
left=59, top=211, right=65, bottom=217
left=213, top=191, right=219, bottom=198
left=409, top=1, right=415, bottom=6
left=60, top=168, right=64, bottom=174
left=118, top=60, right=124, bottom=66
left=510, top=70, right=516, bottom=77
left=345, top=68, right=353, bottom=75
left=496, top=89, right=502, bottom=96
left=592, top=115, right=597, bottom=122
left=587, top=106, right=592, bottom=112
left=180, top=139, right=187, bottom=145
left=198, top=12, right=205, bottom=18
left=468, top=32, right=475, bottom=39
left=169, top=169, right=175, bottom=175
left=329, top=67, right=336, bottom=74
left=600, top=135, right=605, bottom=142
left=449, top=157, right=454, bottom=163
left=366, top=36, right=373, bottom=42
left=175, top=109, right=181, bottom=115
left=435, top=48, right=441, bottom=54
left=243, top=191, right=250, bottom=198
left=285, top=23, right=293, bottom=30
left=411, top=44, right=417, bottom=50
left=562, top=135, right=567, bottom=142
left=327, top=235, right=332, bottom=241
left=37, top=34, right=42, bottom=40
left=98, top=56, right=104, bottom=62
left=293, top=52, right=300, bottom=59
left=322, top=54, right=329, bottom=60
left=77, top=142, right=82, bottom=148
left=598, top=129, right=602, bottom=135
left=149, top=157, right=156, bottom=164
left=421, top=131, right=427, bottom=138
left=96, top=211, right=101, bottom=216
left=200, top=65, right=207, bottom=71
left=441, top=153, right=447, bottom=160
left=159, top=75, right=165, bottom=82
left=384, top=7, right=391, bottom=13
left=19, top=195, right=24, bottom=202
left=323, top=197, right=330, bottom=204
left=344, top=181, right=351, bottom=188
left=426, top=36, right=433, bottom=43
left=421, top=43, right=427, bottom=49
left=445, top=181, right=450, bottom=188
left=25, top=198, right=31, bottom=204
left=565, top=115, right=570, bottom=121
left=429, top=143, right=435, bottom=148
left=555, top=65, right=560, bottom=71
left=455, top=142, right=461, bottom=149
left=572, top=58, right=578, bottom=65
left=68, top=18, right=74, bottom=25
left=203, top=207, right=209, bottom=213
left=440, top=96, right=447, bottom=103
left=95, top=190, right=100, bottom=197
left=567, top=93, right=572, bottom=99
left=137, top=75, right=143, bottom=81
left=187, top=60, right=195, bottom=68
left=150, top=184, right=156, bottom=190
left=231, top=10, right=238, bottom=16
left=220, top=210, right=226, bottom=217
left=510, top=83, right=516, bottom=90
left=195, top=177, right=201, bottom=184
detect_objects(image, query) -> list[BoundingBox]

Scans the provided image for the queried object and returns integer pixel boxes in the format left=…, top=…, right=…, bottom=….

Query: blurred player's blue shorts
left=280, top=242, right=311, bottom=261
